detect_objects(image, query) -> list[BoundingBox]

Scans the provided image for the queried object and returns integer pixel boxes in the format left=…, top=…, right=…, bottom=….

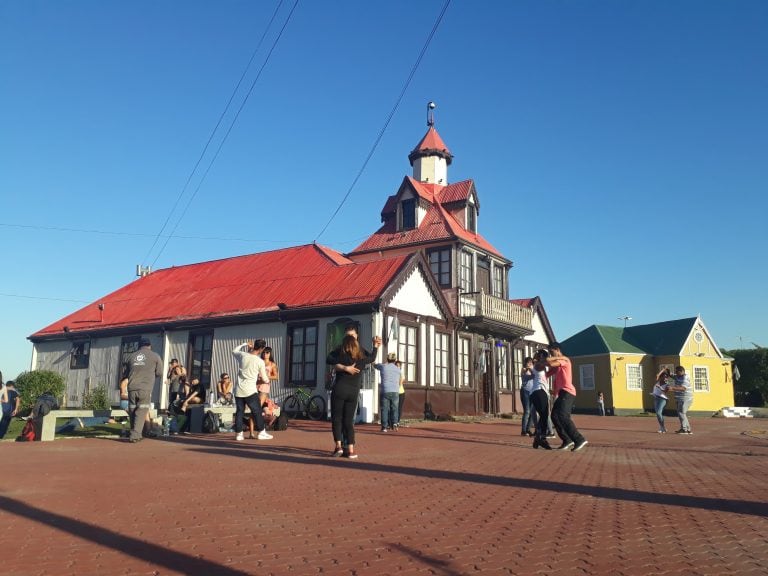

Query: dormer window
left=401, top=198, right=417, bottom=230
left=467, top=204, right=477, bottom=233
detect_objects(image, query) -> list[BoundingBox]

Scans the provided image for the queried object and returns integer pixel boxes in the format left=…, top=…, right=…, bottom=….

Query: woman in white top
left=529, top=350, right=554, bottom=450
left=652, top=368, right=670, bottom=433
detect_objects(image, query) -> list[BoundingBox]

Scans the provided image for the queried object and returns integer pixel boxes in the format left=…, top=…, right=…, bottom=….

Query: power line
left=141, top=0, right=287, bottom=266
left=150, top=0, right=300, bottom=269
left=0, top=293, right=89, bottom=304
left=313, top=0, right=452, bottom=242
left=0, top=222, right=304, bottom=244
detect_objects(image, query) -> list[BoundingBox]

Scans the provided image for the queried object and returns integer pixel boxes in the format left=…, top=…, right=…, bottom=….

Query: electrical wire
left=150, top=0, right=300, bottom=269
left=140, top=0, right=287, bottom=266
left=0, top=222, right=303, bottom=244
left=0, top=293, right=89, bottom=304
left=313, top=0, right=451, bottom=242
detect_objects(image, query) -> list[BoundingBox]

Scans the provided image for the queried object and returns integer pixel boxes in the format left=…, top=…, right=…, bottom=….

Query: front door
left=480, top=347, right=493, bottom=413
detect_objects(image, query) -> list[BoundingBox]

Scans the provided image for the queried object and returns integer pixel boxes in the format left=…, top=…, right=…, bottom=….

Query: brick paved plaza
left=2, top=415, right=767, bottom=576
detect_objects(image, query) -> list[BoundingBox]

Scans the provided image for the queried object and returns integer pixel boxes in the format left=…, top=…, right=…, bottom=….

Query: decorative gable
left=386, top=265, right=444, bottom=320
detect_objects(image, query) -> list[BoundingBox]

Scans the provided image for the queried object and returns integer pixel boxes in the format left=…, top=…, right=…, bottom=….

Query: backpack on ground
left=273, top=410, right=288, bottom=431
left=202, top=410, right=220, bottom=433
left=17, top=420, right=36, bottom=442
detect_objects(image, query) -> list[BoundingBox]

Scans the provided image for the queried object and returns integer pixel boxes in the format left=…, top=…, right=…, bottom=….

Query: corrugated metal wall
left=213, top=322, right=288, bottom=402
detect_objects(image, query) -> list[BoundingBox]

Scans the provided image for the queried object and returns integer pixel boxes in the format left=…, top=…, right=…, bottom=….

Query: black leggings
left=530, top=389, right=550, bottom=440
left=331, top=382, right=359, bottom=445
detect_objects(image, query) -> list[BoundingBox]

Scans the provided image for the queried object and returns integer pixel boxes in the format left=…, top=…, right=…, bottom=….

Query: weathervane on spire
left=427, top=101, right=436, bottom=127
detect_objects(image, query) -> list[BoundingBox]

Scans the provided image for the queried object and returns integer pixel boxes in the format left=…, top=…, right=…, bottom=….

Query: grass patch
left=59, top=422, right=126, bottom=438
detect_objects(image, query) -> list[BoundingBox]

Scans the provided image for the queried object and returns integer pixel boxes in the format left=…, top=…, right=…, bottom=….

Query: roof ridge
left=152, top=243, right=319, bottom=273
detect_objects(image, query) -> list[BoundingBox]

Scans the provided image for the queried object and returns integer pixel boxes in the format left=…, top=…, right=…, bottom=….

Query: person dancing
left=327, top=334, right=381, bottom=458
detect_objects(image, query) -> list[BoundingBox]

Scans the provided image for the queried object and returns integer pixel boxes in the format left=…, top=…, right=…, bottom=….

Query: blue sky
left=1, top=0, right=766, bottom=380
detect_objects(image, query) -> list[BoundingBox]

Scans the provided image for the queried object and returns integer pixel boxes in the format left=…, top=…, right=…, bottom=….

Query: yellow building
left=560, top=317, right=734, bottom=415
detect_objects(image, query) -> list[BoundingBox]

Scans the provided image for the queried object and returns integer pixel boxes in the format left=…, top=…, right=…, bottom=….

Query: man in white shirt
left=232, top=339, right=273, bottom=441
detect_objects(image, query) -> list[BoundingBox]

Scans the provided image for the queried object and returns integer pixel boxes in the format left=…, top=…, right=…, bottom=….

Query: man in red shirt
left=546, top=342, right=588, bottom=451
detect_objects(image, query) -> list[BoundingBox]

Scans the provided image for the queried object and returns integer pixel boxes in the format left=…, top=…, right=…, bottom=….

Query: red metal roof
left=31, top=245, right=409, bottom=338
left=438, top=180, right=474, bottom=205
left=380, top=177, right=475, bottom=220
left=410, top=126, right=452, bottom=157
left=351, top=198, right=503, bottom=257
left=408, top=127, right=453, bottom=166
left=509, top=298, right=535, bottom=308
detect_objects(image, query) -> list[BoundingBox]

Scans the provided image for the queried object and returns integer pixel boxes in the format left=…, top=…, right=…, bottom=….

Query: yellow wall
left=570, top=322, right=734, bottom=413
left=571, top=352, right=734, bottom=413
left=663, top=357, right=734, bottom=412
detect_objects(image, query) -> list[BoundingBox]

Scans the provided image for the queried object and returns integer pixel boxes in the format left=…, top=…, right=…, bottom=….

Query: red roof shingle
left=31, top=245, right=410, bottom=338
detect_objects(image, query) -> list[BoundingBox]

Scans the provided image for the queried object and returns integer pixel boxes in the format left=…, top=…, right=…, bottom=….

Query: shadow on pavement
left=0, top=495, right=251, bottom=576
left=178, top=438, right=768, bottom=519
left=389, top=542, right=464, bottom=576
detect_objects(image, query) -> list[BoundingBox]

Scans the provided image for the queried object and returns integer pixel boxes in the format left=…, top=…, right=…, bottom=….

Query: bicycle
left=283, top=386, right=326, bottom=420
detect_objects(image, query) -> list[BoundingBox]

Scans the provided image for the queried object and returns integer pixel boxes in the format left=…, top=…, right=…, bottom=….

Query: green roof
left=560, top=317, right=698, bottom=357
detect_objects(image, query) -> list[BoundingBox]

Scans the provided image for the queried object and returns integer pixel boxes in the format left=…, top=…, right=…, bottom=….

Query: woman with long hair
left=653, top=368, right=671, bottom=433
left=259, top=347, right=278, bottom=407
left=327, top=333, right=381, bottom=458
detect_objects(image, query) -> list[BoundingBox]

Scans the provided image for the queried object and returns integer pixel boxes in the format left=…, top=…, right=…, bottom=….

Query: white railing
left=459, top=290, right=533, bottom=330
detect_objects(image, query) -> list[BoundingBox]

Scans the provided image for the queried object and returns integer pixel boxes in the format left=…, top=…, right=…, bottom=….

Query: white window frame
left=492, top=263, right=504, bottom=298
left=458, top=337, right=471, bottom=387
left=626, top=364, right=643, bottom=391
left=497, top=344, right=509, bottom=390
left=459, top=250, right=474, bottom=292
left=397, top=324, right=419, bottom=384
left=579, top=364, right=595, bottom=391
left=693, top=365, right=710, bottom=392
left=514, top=347, right=524, bottom=390
left=434, top=332, right=450, bottom=386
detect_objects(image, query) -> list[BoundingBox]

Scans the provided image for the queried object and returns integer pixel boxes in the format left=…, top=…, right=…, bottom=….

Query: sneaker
left=540, top=439, right=553, bottom=450
left=346, top=452, right=359, bottom=459
left=236, top=432, right=244, bottom=441
left=257, top=430, right=273, bottom=440
left=546, top=434, right=557, bottom=439
left=572, top=439, right=588, bottom=452
left=381, top=428, right=388, bottom=433
left=684, top=430, right=693, bottom=435
left=532, top=437, right=540, bottom=449
left=557, top=442, right=575, bottom=451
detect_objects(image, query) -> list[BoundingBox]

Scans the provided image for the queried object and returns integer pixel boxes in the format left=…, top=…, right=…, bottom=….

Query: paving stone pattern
left=2, top=416, right=767, bottom=575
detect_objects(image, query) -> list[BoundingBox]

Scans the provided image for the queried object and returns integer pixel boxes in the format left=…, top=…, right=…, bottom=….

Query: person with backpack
left=124, top=338, right=163, bottom=443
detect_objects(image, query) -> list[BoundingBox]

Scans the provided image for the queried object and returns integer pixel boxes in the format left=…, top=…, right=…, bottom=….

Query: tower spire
left=410, top=102, right=452, bottom=184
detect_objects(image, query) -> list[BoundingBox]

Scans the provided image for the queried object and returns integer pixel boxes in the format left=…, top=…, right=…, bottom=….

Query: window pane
left=306, top=326, right=317, bottom=344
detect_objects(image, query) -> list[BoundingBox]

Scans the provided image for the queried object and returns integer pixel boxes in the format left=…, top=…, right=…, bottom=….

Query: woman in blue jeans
left=652, top=368, right=670, bottom=433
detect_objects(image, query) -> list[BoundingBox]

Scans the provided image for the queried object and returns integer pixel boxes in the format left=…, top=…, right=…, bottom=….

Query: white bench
left=39, top=408, right=156, bottom=442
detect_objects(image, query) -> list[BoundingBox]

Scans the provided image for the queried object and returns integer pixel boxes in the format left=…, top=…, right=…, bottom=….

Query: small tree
left=725, top=348, right=768, bottom=407
left=82, top=385, right=111, bottom=410
left=15, top=370, right=67, bottom=412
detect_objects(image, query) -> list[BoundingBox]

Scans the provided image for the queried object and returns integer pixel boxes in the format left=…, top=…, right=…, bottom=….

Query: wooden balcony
left=459, top=290, right=533, bottom=338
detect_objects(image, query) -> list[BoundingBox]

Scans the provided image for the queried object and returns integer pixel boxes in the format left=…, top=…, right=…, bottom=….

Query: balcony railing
left=459, top=290, right=533, bottom=332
